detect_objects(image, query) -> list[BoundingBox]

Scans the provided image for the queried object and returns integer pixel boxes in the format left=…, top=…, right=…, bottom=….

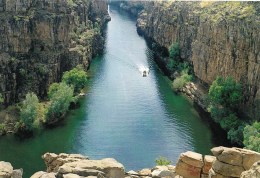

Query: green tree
left=62, top=65, right=88, bottom=94
left=209, top=76, right=242, bottom=109
left=20, top=93, right=39, bottom=131
left=0, top=93, right=3, bottom=104
left=172, top=69, right=192, bottom=91
left=243, top=122, right=260, bottom=152
left=48, top=82, right=60, bottom=98
left=208, top=76, right=244, bottom=145
left=46, top=83, right=74, bottom=123
left=169, top=42, right=180, bottom=60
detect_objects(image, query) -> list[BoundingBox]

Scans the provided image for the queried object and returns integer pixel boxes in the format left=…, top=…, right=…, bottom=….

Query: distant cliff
left=0, top=0, right=109, bottom=105
left=135, top=1, right=260, bottom=119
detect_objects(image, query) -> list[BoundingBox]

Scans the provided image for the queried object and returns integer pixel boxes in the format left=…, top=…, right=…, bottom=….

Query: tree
left=169, top=42, right=180, bottom=60
left=20, top=93, right=39, bottom=131
left=46, top=83, right=74, bottom=123
left=0, top=93, right=3, bottom=104
left=62, top=65, right=88, bottom=94
left=209, top=76, right=242, bottom=109
left=243, top=122, right=260, bottom=152
left=208, top=76, right=244, bottom=145
left=172, top=69, right=192, bottom=91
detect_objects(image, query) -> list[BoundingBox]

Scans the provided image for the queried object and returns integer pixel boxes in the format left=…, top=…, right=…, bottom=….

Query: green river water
left=0, top=7, right=229, bottom=177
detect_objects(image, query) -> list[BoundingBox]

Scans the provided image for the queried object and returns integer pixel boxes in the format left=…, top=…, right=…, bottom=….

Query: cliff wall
left=136, top=1, right=260, bottom=119
left=0, top=0, right=109, bottom=105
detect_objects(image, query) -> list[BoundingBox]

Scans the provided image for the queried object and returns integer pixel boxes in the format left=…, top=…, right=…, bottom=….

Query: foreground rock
left=210, top=147, right=260, bottom=178
left=0, top=161, right=22, bottom=178
left=240, top=161, right=260, bottom=178
left=40, top=153, right=124, bottom=178
left=2, top=146, right=260, bottom=178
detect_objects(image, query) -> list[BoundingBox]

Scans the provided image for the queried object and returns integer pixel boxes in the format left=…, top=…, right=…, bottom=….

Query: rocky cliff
left=136, top=1, right=260, bottom=119
left=0, top=0, right=109, bottom=105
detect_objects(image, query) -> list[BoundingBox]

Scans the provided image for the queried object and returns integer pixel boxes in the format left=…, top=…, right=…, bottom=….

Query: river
left=0, top=6, right=227, bottom=177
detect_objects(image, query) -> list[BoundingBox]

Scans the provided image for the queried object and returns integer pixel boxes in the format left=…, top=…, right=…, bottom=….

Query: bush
left=227, top=126, right=244, bottom=145
left=48, top=82, right=60, bottom=99
left=219, top=113, right=242, bottom=131
left=155, top=156, right=172, bottom=166
left=209, top=76, right=242, bottom=109
left=169, top=42, right=180, bottom=60
left=0, top=93, right=3, bottom=104
left=62, top=65, right=88, bottom=94
left=45, top=83, right=74, bottom=123
left=243, top=122, right=260, bottom=152
left=208, top=76, right=244, bottom=145
left=0, top=123, right=6, bottom=134
left=20, top=93, right=39, bottom=131
left=172, top=69, right=192, bottom=91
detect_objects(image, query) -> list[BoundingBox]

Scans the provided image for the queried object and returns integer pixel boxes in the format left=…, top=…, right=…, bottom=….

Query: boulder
left=240, top=161, right=260, bottom=178
left=211, top=147, right=225, bottom=157
left=59, top=158, right=124, bottom=178
left=175, top=151, right=203, bottom=178
left=212, top=160, right=245, bottom=177
left=0, top=161, right=13, bottom=178
left=63, top=174, right=81, bottom=178
left=235, top=148, right=260, bottom=170
left=127, top=170, right=139, bottom=178
left=179, top=151, right=203, bottom=168
left=203, top=155, right=216, bottom=174
left=175, top=160, right=201, bottom=178
left=152, top=166, right=169, bottom=171
left=42, top=153, right=88, bottom=172
left=151, top=169, right=175, bottom=178
left=208, top=168, right=229, bottom=178
left=30, top=171, right=56, bottom=178
left=216, top=148, right=242, bottom=166
left=12, top=169, right=23, bottom=178
left=138, top=168, right=152, bottom=176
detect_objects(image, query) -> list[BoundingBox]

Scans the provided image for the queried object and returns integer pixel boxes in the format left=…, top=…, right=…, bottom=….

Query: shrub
left=172, top=69, right=192, bottom=91
left=208, top=76, right=244, bottom=145
left=155, top=156, right=172, bottom=166
left=0, top=123, right=6, bottom=134
left=45, top=83, right=74, bottom=123
left=0, top=93, right=3, bottom=104
left=169, top=42, right=180, bottom=60
left=209, top=76, right=242, bottom=109
left=20, top=93, right=39, bottom=131
left=219, top=113, right=242, bottom=131
left=243, top=122, right=260, bottom=152
left=62, top=65, right=88, bottom=94
left=48, top=82, right=60, bottom=99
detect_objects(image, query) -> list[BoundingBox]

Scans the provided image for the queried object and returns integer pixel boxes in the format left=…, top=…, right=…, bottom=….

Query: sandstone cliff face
left=0, top=0, right=109, bottom=105
left=136, top=2, right=260, bottom=119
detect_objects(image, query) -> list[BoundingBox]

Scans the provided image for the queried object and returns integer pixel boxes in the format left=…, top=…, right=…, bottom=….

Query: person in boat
left=143, top=70, right=147, bottom=77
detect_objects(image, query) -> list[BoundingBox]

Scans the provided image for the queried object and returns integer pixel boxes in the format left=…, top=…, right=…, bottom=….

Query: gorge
left=0, top=1, right=259, bottom=178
